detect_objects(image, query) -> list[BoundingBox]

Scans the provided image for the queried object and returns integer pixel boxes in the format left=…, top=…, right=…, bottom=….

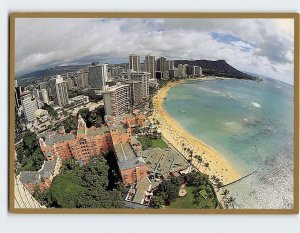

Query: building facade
left=39, top=89, right=50, bottom=104
left=103, top=84, right=130, bottom=116
left=129, top=54, right=140, bottom=72
left=144, top=55, right=156, bottom=80
left=77, top=71, right=89, bottom=89
left=178, top=64, right=188, bottom=78
left=121, top=71, right=150, bottom=99
left=38, top=113, right=147, bottom=185
left=156, top=57, right=168, bottom=72
left=127, top=80, right=143, bottom=109
left=187, top=65, right=202, bottom=76
left=88, top=64, right=108, bottom=89
left=21, top=91, right=38, bottom=123
left=168, top=60, right=175, bottom=70
left=49, top=75, right=69, bottom=107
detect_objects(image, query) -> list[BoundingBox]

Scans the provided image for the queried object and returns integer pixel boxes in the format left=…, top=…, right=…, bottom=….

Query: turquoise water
left=164, top=77, right=294, bottom=209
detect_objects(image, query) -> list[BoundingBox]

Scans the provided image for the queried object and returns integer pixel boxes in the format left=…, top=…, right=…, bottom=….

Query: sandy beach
left=151, top=79, right=240, bottom=185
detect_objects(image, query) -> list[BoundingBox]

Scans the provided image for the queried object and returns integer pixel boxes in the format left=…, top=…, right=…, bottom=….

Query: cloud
left=15, top=18, right=294, bottom=84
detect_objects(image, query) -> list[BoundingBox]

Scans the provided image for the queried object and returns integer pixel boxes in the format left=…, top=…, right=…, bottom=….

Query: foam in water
left=251, top=102, right=261, bottom=108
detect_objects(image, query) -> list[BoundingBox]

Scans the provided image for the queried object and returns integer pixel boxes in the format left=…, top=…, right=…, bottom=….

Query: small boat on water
left=179, top=110, right=186, bottom=113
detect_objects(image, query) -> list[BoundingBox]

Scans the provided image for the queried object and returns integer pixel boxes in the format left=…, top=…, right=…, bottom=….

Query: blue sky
left=15, top=18, right=294, bottom=84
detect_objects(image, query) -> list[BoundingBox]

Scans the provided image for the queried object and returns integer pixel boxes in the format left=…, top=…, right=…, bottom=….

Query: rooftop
left=118, top=156, right=146, bottom=171
left=114, top=143, right=136, bottom=162
left=19, top=159, right=58, bottom=185
left=132, top=177, right=152, bottom=204
left=85, top=126, right=110, bottom=136
left=140, top=148, right=189, bottom=177
left=115, top=143, right=146, bottom=170
left=44, top=132, right=75, bottom=146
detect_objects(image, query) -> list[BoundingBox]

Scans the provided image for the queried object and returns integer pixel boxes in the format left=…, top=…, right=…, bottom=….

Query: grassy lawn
left=167, top=185, right=217, bottom=209
left=167, top=186, right=197, bottom=209
left=139, top=136, right=168, bottom=149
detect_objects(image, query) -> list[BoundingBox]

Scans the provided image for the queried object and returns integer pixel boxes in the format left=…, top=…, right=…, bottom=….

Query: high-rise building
left=111, top=66, right=125, bottom=78
left=88, top=64, right=108, bottom=89
left=103, top=84, right=130, bottom=116
left=129, top=54, right=140, bottom=72
left=121, top=71, right=150, bottom=99
left=77, top=71, right=89, bottom=89
left=49, top=75, right=69, bottom=107
left=178, top=64, right=188, bottom=78
left=127, top=80, right=143, bottom=108
left=168, top=68, right=179, bottom=79
left=168, top=60, right=175, bottom=70
left=15, top=86, right=25, bottom=109
left=144, top=55, right=156, bottom=80
left=156, top=57, right=168, bottom=72
left=187, top=65, right=202, bottom=76
left=33, top=89, right=40, bottom=99
left=65, top=78, right=74, bottom=90
left=21, top=91, right=37, bottom=123
left=39, top=89, right=50, bottom=104
left=38, top=82, right=48, bottom=90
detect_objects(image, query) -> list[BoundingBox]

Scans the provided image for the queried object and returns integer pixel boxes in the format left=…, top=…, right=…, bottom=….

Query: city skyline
left=15, top=18, right=294, bottom=84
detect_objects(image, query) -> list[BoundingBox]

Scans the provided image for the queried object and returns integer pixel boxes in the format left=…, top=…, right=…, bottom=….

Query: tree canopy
left=62, top=116, right=77, bottom=133
left=42, top=103, right=57, bottom=117
left=16, top=132, right=44, bottom=173
left=78, top=106, right=105, bottom=128
left=35, top=156, right=125, bottom=209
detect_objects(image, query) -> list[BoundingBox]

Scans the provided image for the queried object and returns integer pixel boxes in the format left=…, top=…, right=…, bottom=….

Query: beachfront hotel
left=17, top=112, right=148, bottom=192
left=129, top=54, right=141, bottom=72
left=144, top=54, right=156, bottom=80
left=121, top=71, right=150, bottom=99
left=103, top=83, right=130, bottom=116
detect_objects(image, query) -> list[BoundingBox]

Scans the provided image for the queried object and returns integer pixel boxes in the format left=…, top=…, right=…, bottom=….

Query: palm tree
left=221, top=189, right=229, bottom=200
left=216, top=181, right=223, bottom=190
left=204, top=162, right=210, bottom=172
left=197, top=155, right=203, bottom=165
left=189, top=150, right=193, bottom=162
left=225, top=196, right=235, bottom=209
left=211, top=175, right=217, bottom=182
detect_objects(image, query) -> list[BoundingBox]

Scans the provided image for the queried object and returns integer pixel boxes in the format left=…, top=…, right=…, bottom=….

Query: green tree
left=155, top=179, right=181, bottom=202
left=42, top=103, right=57, bottom=117
left=151, top=196, right=165, bottom=209
left=62, top=116, right=77, bottom=133
left=50, top=171, right=84, bottom=208
left=23, top=132, right=38, bottom=151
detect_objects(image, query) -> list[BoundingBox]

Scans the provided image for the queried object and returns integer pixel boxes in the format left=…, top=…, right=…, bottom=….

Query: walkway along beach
left=151, top=79, right=240, bottom=186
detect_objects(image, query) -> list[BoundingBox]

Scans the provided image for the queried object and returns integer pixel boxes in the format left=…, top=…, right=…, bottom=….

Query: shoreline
left=151, top=78, right=240, bottom=186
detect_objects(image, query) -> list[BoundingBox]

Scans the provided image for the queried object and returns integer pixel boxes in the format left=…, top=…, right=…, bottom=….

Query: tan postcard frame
left=9, top=12, right=300, bottom=214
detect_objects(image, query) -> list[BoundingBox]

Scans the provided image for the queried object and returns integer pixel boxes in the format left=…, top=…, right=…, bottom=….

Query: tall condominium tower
left=156, top=57, right=168, bottom=72
left=103, top=84, right=130, bottom=116
left=49, top=75, right=69, bottom=107
left=129, top=54, right=140, bottom=72
left=88, top=64, right=108, bottom=89
left=21, top=91, right=37, bottom=123
left=15, top=86, right=23, bottom=109
left=144, top=55, right=156, bottom=80
left=168, top=60, right=175, bottom=70
left=178, top=64, right=188, bottom=78
left=127, top=80, right=143, bottom=108
left=77, top=71, right=89, bottom=89
left=65, top=78, right=75, bottom=90
left=39, top=89, right=50, bottom=104
left=121, top=71, right=150, bottom=99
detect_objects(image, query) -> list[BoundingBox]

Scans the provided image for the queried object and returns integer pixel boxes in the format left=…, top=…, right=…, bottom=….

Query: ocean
left=164, top=77, right=294, bottom=209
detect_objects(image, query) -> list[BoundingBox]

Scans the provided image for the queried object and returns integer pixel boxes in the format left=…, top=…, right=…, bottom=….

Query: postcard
left=9, top=13, right=299, bottom=214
